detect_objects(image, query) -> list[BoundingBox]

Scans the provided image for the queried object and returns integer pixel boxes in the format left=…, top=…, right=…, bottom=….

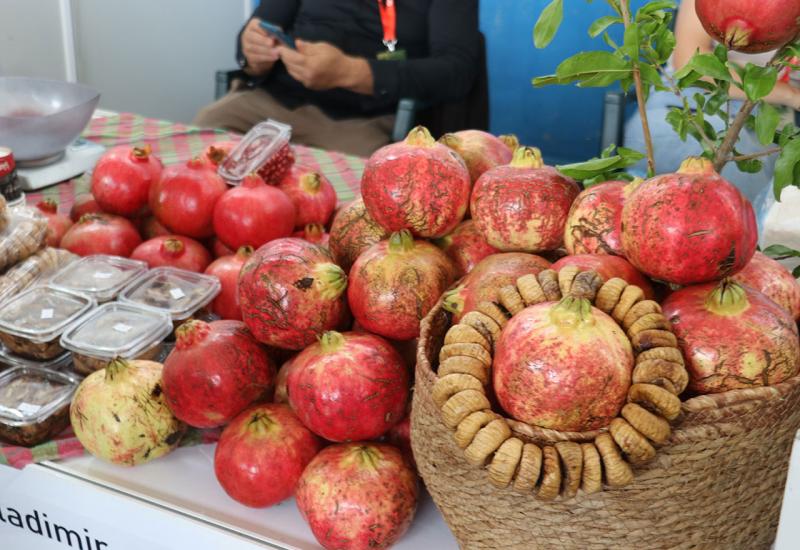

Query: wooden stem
left=728, top=146, right=782, bottom=163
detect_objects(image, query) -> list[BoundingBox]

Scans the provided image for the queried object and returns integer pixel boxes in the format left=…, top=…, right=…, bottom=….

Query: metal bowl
left=0, top=77, right=100, bottom=163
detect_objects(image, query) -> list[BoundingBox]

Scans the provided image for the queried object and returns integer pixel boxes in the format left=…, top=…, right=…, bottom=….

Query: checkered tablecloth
left=3, top=113, right=365, bottom=469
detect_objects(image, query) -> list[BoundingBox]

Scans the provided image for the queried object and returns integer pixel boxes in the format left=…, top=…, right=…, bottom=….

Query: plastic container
left=0, top=344, right=72, bottom=372
left=118, top=267, right=220, bottom=327
left=60, top=302, right=172, bottom=375
left=0, top=287, right=94, bottom=360
left=0, top=366, right=79, bottom=446
left=217, top=119, right=291, bottom=184
left=0, top=247, right=78, bottom=306
left=49, top=255, right=147, bottom=303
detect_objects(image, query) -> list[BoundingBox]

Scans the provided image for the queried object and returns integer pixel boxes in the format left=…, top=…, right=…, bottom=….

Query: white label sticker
left=40, top=308, right=54, bottom=320
left=113, top=323, right=132, bottom=333
left=18, top=402, right=42, bottom=415
left=94, top=271, right=113, bottom=279
left=169, top=287, right=186, bottom=300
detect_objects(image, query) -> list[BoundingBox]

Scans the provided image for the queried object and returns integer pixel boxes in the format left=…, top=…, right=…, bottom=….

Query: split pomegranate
left=621, top=157, right=757, bottom=285
left=202, top=140, right=239, bottom=169
left=361, top=126, right=471, bottom=238
left=91, top=145, right=163, bottom=217
left=733, top=251, right=800, bottom=320
left=238, top=238, right=348, bottom=350
left=494, top=296, right=633, bottom=431
left=563, top=180, right=627, bottom=255
left=150, top=158, right=227, bottom=238
left=552, top=254, right=655, bottom=299
left=434, top=220, right=500, bottom=277
left=204, top=246, right=253, bottom=320
left=277, top=165, right=337, bottom=227
left=293, top=223, right=330, bottom=248
left=273, top=356, right=297, bottom=404
left=347, top=230, right=457, bottom=340
left=287, top=331, right=408, bottom=441
left=328, top=198, right=390, bottom=272
left=60, top=213, right=142, bottom=257
left=211, top=237, right=234, bottom=258
left=35, top=199, right=73, bottom=247
left=296, top=443, right=418, bottom=550
left=69, top=193, right=103, bottom=222
left=162, top=320, right=275, bottom=428
left=695, top=0, right=800, bottom=53
left=663, top=279, right=800, bottom=394
left=214, top=403, right=322, bottom=508
left=471, top=147, right=579, bottom=252
left=139, top=215, right=171, bottom=240
left=212, top=173, right=296, bottom=250
left=439, top=130, right=517, bottom=184
left=131, top=235, right=212, bottom=272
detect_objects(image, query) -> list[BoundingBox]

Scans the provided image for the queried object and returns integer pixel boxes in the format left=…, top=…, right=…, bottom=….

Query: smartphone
left=259, top=20, right=296, bottom=49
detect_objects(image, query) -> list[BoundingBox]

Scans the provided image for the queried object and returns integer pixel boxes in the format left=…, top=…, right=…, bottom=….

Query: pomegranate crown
left=104, top=357, right=132, bottom=382
left=510, top=146, right=544, bottom=169
left=705, top=279, right=750, bottom=316
left=388, top=230, right=416, bottom=254
left=404, top=126, right=436, bottom=147
left=678, top=157, right=717, bottom=176
left=131, top=144, right=152, bottom=160
left=161, top=237, right=186, bottom=257
left=319, top=330, right=346, bottom=353
left=174, top=319, right=211, bottom=349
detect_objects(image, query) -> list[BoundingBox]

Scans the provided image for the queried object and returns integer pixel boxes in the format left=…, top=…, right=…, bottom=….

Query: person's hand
left=241, top=18, right=280, bottom=75
left=279, top=40, right=358, bottom=91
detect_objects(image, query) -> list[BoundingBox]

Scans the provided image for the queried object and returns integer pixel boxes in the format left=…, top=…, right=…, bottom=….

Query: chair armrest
left=215, top=69, right=249, bottom=100
left=600, top=90, right=628, bottom=153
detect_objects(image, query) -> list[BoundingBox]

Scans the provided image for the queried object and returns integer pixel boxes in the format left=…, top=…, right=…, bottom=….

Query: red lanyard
left=378, top=0, right=397, bottom=52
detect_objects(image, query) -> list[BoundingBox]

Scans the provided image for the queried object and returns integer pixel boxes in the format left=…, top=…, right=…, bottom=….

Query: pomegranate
left=256, top=142, right=295, bottom=183
left=564, top=180, right=628, bottom=255
left=348, top=230, right=457, bottom=340
left=287, top=331, right=408, bottom=441
left=443, top=252, right=551, bottom=322
left=35, top=199, right=73, bottom=247
left=91, top=145, right=163, bottom=217
left=733, top=251, right=800, bottom=320
left=214, top=403, right=322, bottom=508
left=361, top=126, right=471, bottom=238
left=277, top=165, right=337, bottom=227
left=273, top=355, right=297, bottom=404
left=663, top=279, right=800, bottom=394
left=621, top=157, right=757, bottom=285
left=211, top=237, right=234, bottom=258
left=204, top=247, right=252, bottom=320
left=293, top=223, right=330, bottom=248
left=69, top=193, right=103, bottom=222
left=239, top=238, right=348, bottom=350
left=385, top=413, right=415, bottom=470
left=470, top=147, right=579, bottom=252
left=438, top=130, right=517, bottom=184
left=70, top=358, right=185, bottom=466
left=162, top=320, right=275, bottom=428
left=139, top=215, right=171, bottom=240
left=434, top=220, right=500, bottom=277
left=552, top=254, right=655, bottom=299
left=494, top=296, right=633, bottom=431
left=328, top=198, right=390, bottom=272
left=150, top=158, right=227, bottom=238
left=296, top=443, right=418, bottom=550
left=131, top=235, right=212, bottom=272
left=202, top=139, right=239, bottom=169
left=695, top=0, right=800, bottom=53
left=60, top=213, right=142, bottom=257
left=212, top=173, right=296, bottom=250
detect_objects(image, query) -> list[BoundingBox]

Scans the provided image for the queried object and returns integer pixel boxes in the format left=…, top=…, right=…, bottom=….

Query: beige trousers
left=193, top=85, right=395, bottom=157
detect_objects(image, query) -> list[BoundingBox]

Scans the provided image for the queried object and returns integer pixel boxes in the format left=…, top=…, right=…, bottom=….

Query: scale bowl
left=0, top=77, right=100, bottom=163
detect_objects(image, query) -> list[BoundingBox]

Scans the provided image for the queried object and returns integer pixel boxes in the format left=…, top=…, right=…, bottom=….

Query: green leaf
left=588, top=15, right=621, bottom=38
left=735, top=158, right=763, bottom=173
left=692, top=53, right=732, bottom=81
left=622, top=25, right=640, bottom=58
left=794, top=265, right=800, bottom=278
left=755, top=103, right=780, bottom=145
left=742, top=63, right=778, bottom=101
left=534, top=0, right=564, bottom=49
left=653, top=29, right=677, bottom=64
left=617, top=147, right=646, bottom=162
left=773, top=137, right=800, bottom=200
left=602, top=31, right=620, bottom=50
left=555, top=51, right=631, bottom=81
left=713, top=44, right=728, bottom=64
left=762, top=244, right=800, bottom=260
left=727, top=61, right=746, bottom=82
left=557, top=156, right=625, bottom=180
left=532, top=74, right=561, bottom=87
left=638, top=62, right=665, bottom=90
left=638, top=0, right=677, bottom=14
left=578, top=71, right=628, bottom=87
left=666, top=108, right=688, bottom=141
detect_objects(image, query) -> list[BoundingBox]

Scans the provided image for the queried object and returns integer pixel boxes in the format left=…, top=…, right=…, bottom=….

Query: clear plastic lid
left=118, top=267, right=221, bottom=321
left=217, top=119, right=291, bottom=183
left=0, top=344, right=72, bottom=371
left=0, top=366, right=79, bottom=425
left=60, top=302, right=172, bottom=360
left=0, top=287, right=95, bottom=343
left=49, top=255, right=148, bottom=302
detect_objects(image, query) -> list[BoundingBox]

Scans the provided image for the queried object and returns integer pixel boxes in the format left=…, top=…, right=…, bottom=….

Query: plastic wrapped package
left=0, top=206, right=47, bottom=272
left=0, top=344, right=72, bottom=373
left=217, top=119, right=292, bottom=184
left=0, top=248, right=77, bottom=306
left=49, top=255, right=147, bottom=303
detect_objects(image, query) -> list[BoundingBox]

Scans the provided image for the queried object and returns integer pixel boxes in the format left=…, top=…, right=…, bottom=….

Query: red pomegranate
left=695, top=0, right=800, bottom=53
left=91, top=145, right=163, bottom=217
left=35, top=199, right=73, bottom=247
left=69, top=193, right=103, bottom=222
left=212, top=173, right=296, bottom=250
left=131, top=235, right=212, bottom=272
left=663, top=280, right=800, bottom=394
left=205, top=246, right=253, bottom=320
left=139, top=215, right=171, bottom=240
left=621, top=158, right=757, bottom=285
left=162, top=320, right=275, bottom=428
left=443, top=252, right=551, bottom=322
left=201, top=140, right=239, bottom=169
left=287, top=331, right=408, bottom=441
left=214, top=403, right=322, bottom=508
left=471, top=147, right=579, bottom=252
left=385, top=413, right=415, bottom=470
left=239, top=238, right=348, bottom=350
left=150, top=158, right=227, bottom=238
left=211, top=237, right=234, bottom=258
left=328, top=198, right=390, bottom=272
left=277, top=166, right=337, bottom=227
left=293, top=224, right=330, bottom=248
left=564, top=180, right=628, bottom=255
left=296, top=443, right=418, bottom=550
left=733, top=251, right=800, bottom=320
left=494, top=296, right=633, bottom=431
left=434, top=220, right=500, bottom=277
left=439, top=130, right=517, bottom=184
left=273, top=356, right=297, bottom=404
left=348, top=230, right=457, bottom=340
left=552, top=254, right=655, bottom=299
left=361, top=126, right=471, bottom=238
left=60, top=214, right=142, bottom=257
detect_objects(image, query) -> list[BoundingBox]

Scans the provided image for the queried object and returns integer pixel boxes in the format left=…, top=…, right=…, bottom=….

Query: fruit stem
left=319, top=331, right=345, bottom=353
left=509, top=147, right=544, bottom=169
left=162, top=238, right=185, bottom=257
left=105, top=357, right=130, bottom=382
left=404, top=126, right=435, bottom=147
left=132, top=145, right=151, bottom=161
left=236, top=245, right=254, bottom=258
left=300, top=173, right=322, bottom=193
left=388, top=230, right=415, bottom=254
left=550, top=295, right=594, bottom=328
left=705, top=279, right=750, bottom=316
left=314, top=263, right=348, bottom=300
left=678, top=157, right=716, bottom=176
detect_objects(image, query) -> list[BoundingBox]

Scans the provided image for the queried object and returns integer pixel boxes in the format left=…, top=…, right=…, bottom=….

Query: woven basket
left=412, top=300, right=800, bottom=550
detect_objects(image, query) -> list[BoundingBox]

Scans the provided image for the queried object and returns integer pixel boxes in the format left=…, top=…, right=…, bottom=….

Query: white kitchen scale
left=15, top=138, right=106, bottom=191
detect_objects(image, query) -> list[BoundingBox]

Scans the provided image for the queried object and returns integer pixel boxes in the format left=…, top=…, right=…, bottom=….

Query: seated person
left=624, top=0, right=800, bottom=203
left=194, top=0, right=481, bottom=157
